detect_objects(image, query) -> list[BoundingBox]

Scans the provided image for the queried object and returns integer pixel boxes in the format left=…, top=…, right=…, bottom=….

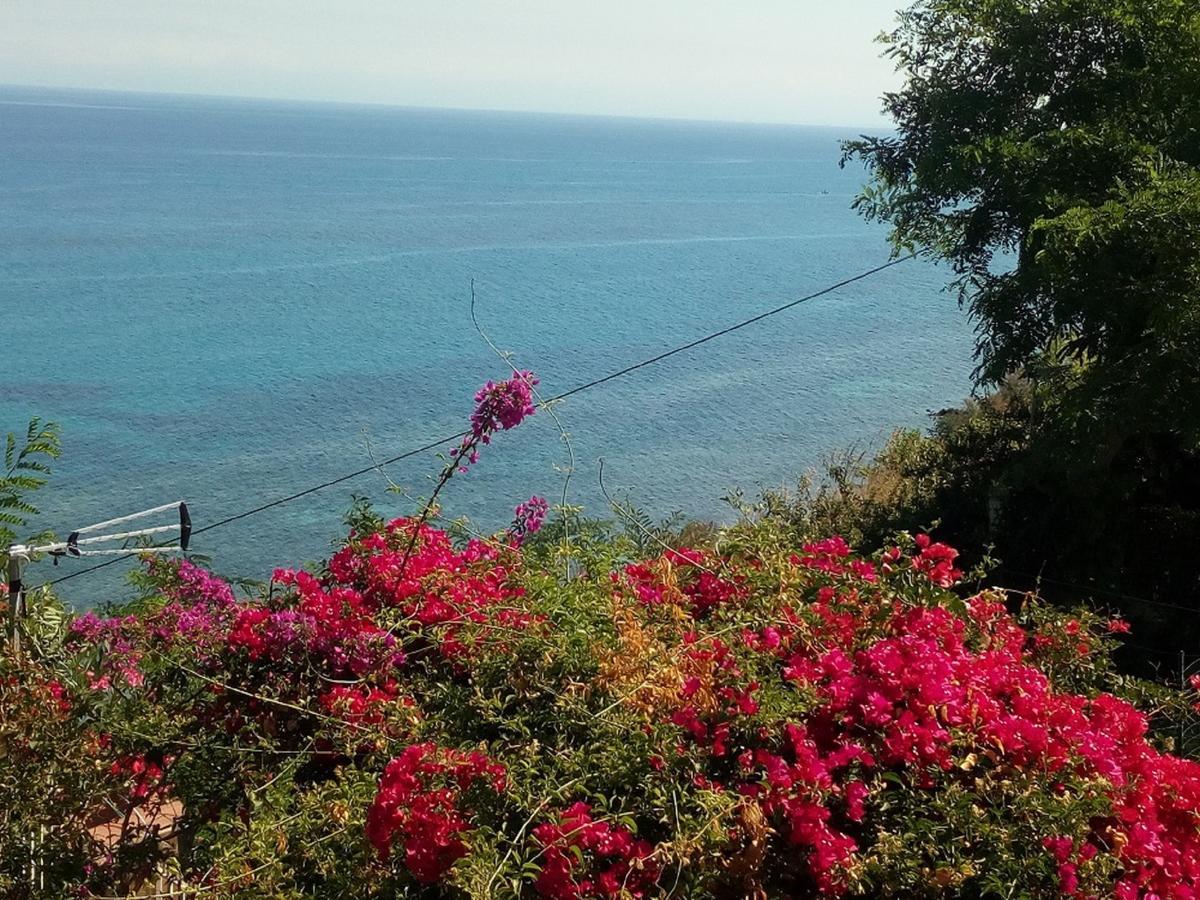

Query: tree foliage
left=844, top=0, right=1200, bottom=388
left=838, top=0, right=1200, bottom=642
left=0, top=418, right=61, bottom=553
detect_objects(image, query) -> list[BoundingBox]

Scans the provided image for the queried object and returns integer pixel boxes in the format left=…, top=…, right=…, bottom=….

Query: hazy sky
left=0, top=1, right=906, bottom=125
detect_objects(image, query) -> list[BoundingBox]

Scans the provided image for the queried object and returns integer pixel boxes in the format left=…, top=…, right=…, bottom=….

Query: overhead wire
left=996, top=566, right=1196, bottom=615
left=43, top=251, right=923, bottom=589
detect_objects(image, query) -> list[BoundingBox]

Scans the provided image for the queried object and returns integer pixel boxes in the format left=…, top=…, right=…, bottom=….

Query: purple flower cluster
left=470, top=370, right=538, bottom=444
left=450, top=370, right=539, bottom=474
left=509, top=495, right=549, bottom=546
left=68, top=612, right=145, bottom=688
left=171, top=558, right=236, bottom=607
left=148, top=558, right=241, bottom=660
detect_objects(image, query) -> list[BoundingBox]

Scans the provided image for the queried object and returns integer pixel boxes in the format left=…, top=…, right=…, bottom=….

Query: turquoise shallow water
left=0, top=85, right=976, bottom=606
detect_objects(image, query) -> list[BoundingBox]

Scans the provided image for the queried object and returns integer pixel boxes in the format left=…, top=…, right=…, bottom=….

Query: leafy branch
left=0, top=417, right=61, bottom=553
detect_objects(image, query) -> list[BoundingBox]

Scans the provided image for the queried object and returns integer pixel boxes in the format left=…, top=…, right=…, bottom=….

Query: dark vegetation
left=830, top=0, right=1200, bottom=661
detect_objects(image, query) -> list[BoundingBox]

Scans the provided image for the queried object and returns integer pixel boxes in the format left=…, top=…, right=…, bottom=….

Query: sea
left=0, top=85, right=976, bottom=607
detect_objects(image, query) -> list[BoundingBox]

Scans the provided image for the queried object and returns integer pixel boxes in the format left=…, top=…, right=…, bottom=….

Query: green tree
left=839, top=0, right=1200, bottom=642
left=844, top=0, right=1200, bottom=384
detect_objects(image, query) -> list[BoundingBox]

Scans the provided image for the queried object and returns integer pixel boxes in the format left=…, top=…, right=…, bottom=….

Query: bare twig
left=470, top=281, right=576, bottom=580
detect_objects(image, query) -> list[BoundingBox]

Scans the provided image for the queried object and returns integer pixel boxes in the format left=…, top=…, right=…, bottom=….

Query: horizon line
left=0, top=81, right=892, bottom=133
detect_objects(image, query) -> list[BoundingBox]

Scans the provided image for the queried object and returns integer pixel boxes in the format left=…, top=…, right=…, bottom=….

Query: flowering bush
left=5, top=375, right=1200, bottom=898
left=366, top=743, right=506, bottom=884
left=531, top=802, right=658, bottom=898
left=6, top=515, right=1200, bottom=898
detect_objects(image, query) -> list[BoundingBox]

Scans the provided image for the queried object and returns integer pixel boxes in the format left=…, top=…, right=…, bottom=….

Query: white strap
left=68, top=546, right=182, bottom=557
left=36, top=524, right=180, bottom=554
left=73, top=501, right=184, bottom=536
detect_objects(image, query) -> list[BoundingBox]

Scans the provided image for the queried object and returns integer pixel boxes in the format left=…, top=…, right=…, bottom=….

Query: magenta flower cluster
left=471, top=370, right=538, bottom=440
left=508, top=495, right=549, bottom=546
left=448, top=370, right=539, bottom=474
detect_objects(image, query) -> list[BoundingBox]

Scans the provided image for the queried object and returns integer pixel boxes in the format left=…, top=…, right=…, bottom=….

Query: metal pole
left=3, top=503, right=189, bottom=656
left=6, top=552, right=24, bottom=655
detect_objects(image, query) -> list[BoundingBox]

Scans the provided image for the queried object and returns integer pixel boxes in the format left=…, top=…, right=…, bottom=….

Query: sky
left=0, top=1, right=906, bottom=126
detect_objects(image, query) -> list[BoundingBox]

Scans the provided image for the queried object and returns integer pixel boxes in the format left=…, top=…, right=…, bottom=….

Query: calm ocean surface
left=0, top=85, right=975, bottom=607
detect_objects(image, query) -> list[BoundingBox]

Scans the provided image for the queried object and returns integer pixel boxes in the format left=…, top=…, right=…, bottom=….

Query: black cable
left=43, top=251, right=922, bottom=588
left=998, top=566, right=1196, bottom=615
left=547, top=251, right=923, bottom=403
left=44, top=430, right=470, bottom=586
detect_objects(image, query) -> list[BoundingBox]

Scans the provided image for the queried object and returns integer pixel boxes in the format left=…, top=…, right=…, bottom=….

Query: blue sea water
left=0, top=85, right=976, bottom=607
